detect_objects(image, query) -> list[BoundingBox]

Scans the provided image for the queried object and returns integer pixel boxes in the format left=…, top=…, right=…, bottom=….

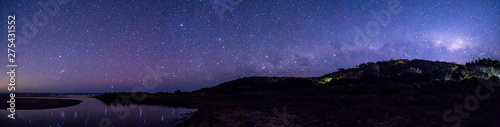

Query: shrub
left=174, top=89, right=182, bottom=94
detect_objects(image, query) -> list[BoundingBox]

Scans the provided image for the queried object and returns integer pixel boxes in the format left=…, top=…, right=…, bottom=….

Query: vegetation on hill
left=193, top=58, right=500, bottom=95
left=96, top=58, right=500, bottom=127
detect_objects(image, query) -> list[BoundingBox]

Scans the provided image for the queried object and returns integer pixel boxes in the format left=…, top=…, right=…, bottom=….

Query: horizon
left=0, top=58, right=495, bottom=94
left=1, top=0, right=499, bottom=93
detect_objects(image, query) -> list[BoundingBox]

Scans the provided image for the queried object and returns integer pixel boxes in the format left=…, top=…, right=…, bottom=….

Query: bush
left=174, top=89, right=182, bottom=94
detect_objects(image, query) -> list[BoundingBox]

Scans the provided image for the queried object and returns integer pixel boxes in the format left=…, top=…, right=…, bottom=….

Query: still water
left=0, top=98, right=197, bottom=127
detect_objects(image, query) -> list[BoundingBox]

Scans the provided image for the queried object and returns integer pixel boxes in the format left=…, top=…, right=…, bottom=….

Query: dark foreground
left=97, top=78, right=500, bottom=127
left=97, top=59, right=500, bottom=126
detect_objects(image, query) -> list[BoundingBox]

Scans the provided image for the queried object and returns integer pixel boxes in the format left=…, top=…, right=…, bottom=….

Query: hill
left=97, top=58, right=500, bottom=127
left=195, top=58, right=500, bottom=95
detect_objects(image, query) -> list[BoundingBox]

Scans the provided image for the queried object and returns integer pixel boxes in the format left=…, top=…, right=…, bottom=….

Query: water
left=0, top=98, right=197, bottom=127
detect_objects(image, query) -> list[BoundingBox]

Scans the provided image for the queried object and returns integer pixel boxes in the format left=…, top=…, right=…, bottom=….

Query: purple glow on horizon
left=0, top=0, right=498, bottom=93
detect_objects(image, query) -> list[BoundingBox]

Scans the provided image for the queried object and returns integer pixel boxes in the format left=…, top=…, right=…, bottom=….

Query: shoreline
left=0, top=97, right=82, bottom=110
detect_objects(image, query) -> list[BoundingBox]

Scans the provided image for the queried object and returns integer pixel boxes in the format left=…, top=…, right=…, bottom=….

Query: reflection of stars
left=60, top=70, right=65, bottom=73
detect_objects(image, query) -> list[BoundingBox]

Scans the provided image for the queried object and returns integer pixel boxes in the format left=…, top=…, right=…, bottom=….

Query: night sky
left=1, top=0, right=498, bottom=93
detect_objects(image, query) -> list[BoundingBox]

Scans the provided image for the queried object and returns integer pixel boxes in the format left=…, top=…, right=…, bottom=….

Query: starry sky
left=1, top=0, right=499, bottom=93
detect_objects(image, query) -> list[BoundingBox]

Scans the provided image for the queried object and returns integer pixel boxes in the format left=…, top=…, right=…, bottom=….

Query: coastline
left=0, top=96, right=82, bottom=110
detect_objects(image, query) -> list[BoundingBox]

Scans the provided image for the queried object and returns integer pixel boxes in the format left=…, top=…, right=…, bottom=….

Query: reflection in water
left=0, top=98, right=197, bottom=127
left=61, top=111, right=65, bottom=118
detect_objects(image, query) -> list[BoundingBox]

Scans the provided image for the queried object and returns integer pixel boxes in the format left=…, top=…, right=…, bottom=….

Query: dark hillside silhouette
left=97, top=58, right=500, bottom=127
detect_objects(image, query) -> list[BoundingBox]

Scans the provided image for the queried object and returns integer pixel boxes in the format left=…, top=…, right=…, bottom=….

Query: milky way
left=0, top=0, right=498, bottom=93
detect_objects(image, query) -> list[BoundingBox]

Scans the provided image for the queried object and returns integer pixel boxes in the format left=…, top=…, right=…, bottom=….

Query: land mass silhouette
left=97, top=58, right=500, bottom=127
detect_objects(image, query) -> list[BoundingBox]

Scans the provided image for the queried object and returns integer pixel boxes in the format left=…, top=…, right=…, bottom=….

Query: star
left=2, top=0, right=497, bottom=93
